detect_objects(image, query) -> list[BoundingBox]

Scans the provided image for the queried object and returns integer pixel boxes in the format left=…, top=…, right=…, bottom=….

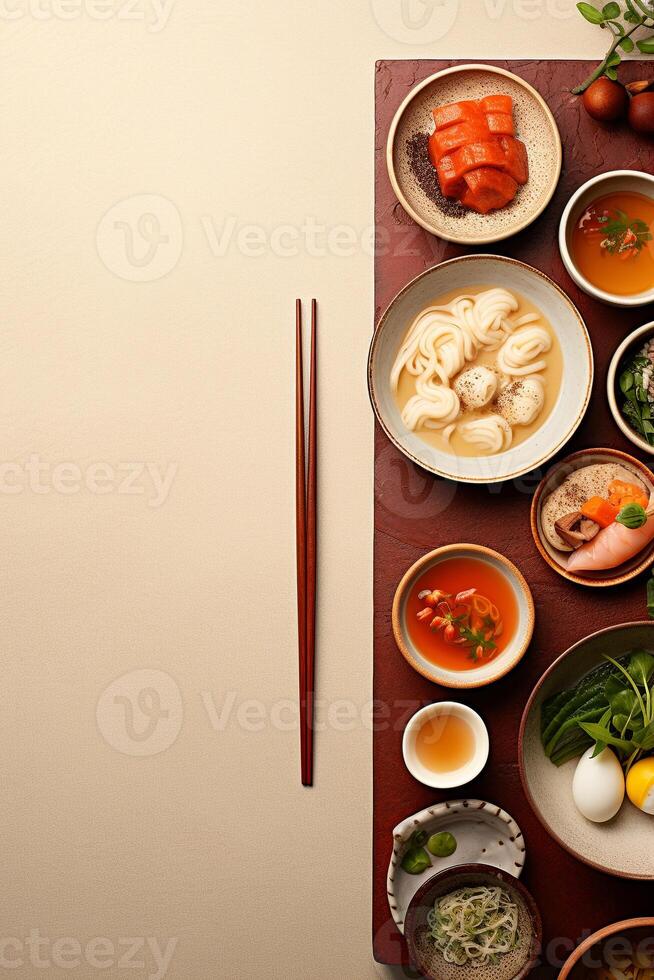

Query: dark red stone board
left=373, top=60, right=654, bottom=972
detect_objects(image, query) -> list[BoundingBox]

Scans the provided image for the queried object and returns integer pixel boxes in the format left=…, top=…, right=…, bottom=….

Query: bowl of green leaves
left=608, top=320, right=654, bottom=455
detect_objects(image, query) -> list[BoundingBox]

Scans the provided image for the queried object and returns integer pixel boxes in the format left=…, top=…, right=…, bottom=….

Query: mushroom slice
left=554, top=511, right=601, bottom=549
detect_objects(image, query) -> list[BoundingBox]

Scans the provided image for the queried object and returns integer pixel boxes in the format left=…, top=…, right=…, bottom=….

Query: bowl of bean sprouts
left=404, top=864, right=541, bottom=980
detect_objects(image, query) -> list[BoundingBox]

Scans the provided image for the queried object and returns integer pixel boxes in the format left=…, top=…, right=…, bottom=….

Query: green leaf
left=624, top=9, right=642, bottom=22
left=591, top=707, right=614, bottom=756
left=617, top=503, right=648, bottom=529
left=628, top=649, right=654, bottom=688
left=620, top=371, right=635, bottom=395
left=577, top=1, right=605, bottom=22
left=610, top=688, right=639, bottom=717
left=637, top=38, right=654, bottom=53
left=606, top=67, right=619, bottom=80
left=603, top=0, right=621, bottom=13
left=607, top=50, right=623, bottom=67
left=633, top=719, right=654, bottom=750
left=579, top=721, right=634, bottom=753
left=620, top=35, right=635, bottom=50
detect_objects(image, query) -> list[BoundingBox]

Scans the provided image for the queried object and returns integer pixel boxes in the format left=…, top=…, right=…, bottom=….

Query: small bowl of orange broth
left=402, top=702, right=489, bottom=789
left=559, top=170, right=654, bottom=307
left=392, top=544, right=535, bottom=689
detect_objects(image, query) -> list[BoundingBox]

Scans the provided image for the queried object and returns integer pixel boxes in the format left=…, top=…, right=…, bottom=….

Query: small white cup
left=402, top=701, right=489, bottom=789
left=559, top=169, right=654, bottom=308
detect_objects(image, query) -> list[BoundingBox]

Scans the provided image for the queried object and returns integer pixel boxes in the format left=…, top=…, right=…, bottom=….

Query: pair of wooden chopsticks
left=295, top=298, right=317, bottom=787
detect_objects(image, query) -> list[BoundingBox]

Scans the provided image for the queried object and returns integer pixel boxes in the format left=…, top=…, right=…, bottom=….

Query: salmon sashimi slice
left=436, top=141, right=508, bottom=196
left=434, top=155, right=465, bottom=197
left=432, top=100, right=485, bottom=131
left=429, top=120, right=491, bottom=162
left=486, top=112, right=515, bottom=136
left=567, top=517, right=654, bottom=573
left=479, top=94, right=513, bottom=115
left=460, top=168, right=518, bottom=213
left=498, top=136, right=529, bottom=184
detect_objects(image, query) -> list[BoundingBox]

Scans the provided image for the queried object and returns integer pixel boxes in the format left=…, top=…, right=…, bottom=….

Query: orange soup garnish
left=571, top=191, right=654, bottom=296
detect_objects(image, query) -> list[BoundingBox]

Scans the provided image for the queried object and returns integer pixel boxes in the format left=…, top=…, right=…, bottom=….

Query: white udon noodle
left=391, top=288, right=546, bottom=443
left=496, top=325, right=552, bottom=376
left=458, top=415, right=513, bottom=453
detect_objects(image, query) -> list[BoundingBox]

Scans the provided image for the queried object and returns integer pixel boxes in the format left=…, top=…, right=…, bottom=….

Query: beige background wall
left=2, top=2, right=602, bottom=977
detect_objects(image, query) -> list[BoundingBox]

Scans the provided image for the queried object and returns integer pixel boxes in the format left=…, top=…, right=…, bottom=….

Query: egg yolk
left=626, top=757, right=654, bottom=814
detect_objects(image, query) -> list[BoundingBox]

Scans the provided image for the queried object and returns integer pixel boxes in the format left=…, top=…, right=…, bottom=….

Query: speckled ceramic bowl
left=519, top=621, right=654, bottom=880
left=387, top=800, right=526, bottom=935
left=530, top=448, right=654, bottom=588
left=405, top=865, right=542, bottom=980
left=387, top=63, right=562, bottom=244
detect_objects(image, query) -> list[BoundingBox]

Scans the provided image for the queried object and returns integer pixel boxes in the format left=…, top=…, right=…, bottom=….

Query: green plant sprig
left=573, top=1, right=654, bottom=95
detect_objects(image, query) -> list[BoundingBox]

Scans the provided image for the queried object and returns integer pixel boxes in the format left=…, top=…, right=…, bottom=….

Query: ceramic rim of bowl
left=368, top=254, right=594, bottom=485
left=402, top=701, right=489, bottom=790
left=386, top=800, right=526, bottom=935
left=392, top=544, right=535, bottom=688
left=530, top=447, right=654, bottom=588
left=558, top=917, right=654, bottom=979
left=558, top=169, right=654, bottom=307
left=386, top=63, right=562, bottom=245
left=404, top=864, right=543, bottom=980
left=518, top=620, right=654, bottom=880
left=607, top=320, right=654, bottom=455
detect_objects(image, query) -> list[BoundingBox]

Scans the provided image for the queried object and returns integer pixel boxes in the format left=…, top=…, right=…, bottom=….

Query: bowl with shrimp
left=368, top=254, right=593, bottom=484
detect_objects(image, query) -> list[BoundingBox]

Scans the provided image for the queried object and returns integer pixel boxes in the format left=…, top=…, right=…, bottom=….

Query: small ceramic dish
left=405, top=865, right=542, bottom=980
left=607, top=320, right=654, bottom=455
left=387, top=63, right=561, bottom=244
left=393, top=544, right=535, bottom=688
left=530, top=448, right=654, bottom=588
left=368, top=254, right=593, bottom=484
left=519, top=621, right=654, bottom=879
left=559, top=169, right=654, bottom=307
left=559, top=917, right=654, bottom=978
left=387, top=800, right=526, bottom=935
left=402, top=702, right=489, bottom=789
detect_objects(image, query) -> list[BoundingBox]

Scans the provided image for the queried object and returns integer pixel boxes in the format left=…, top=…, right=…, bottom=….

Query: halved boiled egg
left=572, top=746, right=625, bottom=823
left=626, top=757, right=654, bottom=814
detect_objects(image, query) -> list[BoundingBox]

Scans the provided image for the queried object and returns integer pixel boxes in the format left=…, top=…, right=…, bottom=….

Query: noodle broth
left=393, top=284, right=563, bottom=457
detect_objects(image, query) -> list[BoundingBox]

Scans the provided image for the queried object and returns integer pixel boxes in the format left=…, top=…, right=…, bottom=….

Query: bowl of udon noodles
left=368, top=255, right=593, bottom=484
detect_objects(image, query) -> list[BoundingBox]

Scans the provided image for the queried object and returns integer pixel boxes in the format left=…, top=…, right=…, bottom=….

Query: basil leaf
left=637, top=38, right=654, bottom=53
left=603, top=0, right=621, bottom=14
left=577, top=1, right=605, bottom=22
left=617, top=503, right=648, bottom=529
left=620, top=36, right=635, bottom=51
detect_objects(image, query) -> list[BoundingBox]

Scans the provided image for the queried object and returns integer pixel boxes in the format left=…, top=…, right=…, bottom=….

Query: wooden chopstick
left=305, top=299, right=317, bottom=786
left=295, top=299, right=308, bottom=784
left=295, top=298, right=318, bottom=787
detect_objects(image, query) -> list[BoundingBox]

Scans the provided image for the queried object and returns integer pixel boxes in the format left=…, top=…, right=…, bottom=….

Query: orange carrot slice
left=580, top=496, right=619, bottom=528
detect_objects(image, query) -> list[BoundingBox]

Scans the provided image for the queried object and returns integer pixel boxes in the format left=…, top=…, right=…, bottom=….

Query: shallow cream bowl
left=368, top=254, right=594, bottom=484
left=559, top=169, right=654, bottom=308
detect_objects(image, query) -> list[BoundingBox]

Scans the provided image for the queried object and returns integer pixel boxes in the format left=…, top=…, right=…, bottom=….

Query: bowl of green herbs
left=519, top=620, right=654, bottom=879
left=608, top=320, right=654, bottom=455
